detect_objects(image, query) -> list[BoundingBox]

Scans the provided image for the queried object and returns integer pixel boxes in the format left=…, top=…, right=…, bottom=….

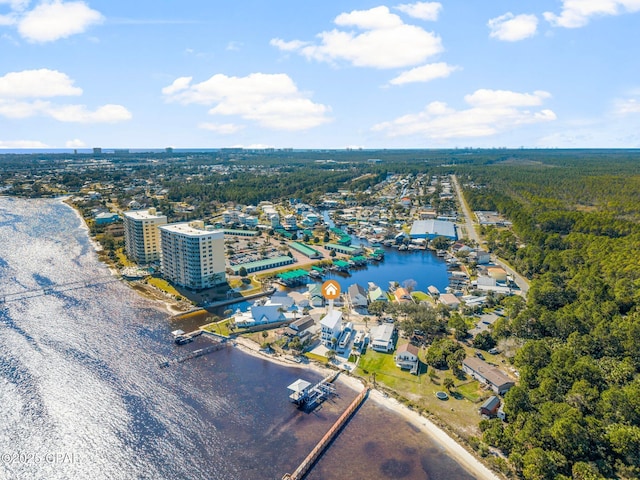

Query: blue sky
left=1, top=0, right=639, bottom=149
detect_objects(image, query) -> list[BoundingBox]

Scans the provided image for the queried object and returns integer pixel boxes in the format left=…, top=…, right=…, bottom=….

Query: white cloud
left=271, top=6, right=442, bottom=69
left=395, top=2, right=442, bottom=21
left=0, top=69, right=83, bottom=97
left=0, top=139, right=50, bottom=148
left=163, top=72, right=332, bottom=131
left=372, top=89, right=556, bottom=139
left=613, top=98, right=640, bottom=115
left=488, top=13, right=538, bottom=41
left=0, top=15, right=16, bottom=26
left=464, top=89, right=551, bottom=107
left=18, top=1, right=103, bottom=43
left=65, top=138, right=86, bottom=147
left=226, top=41, right=242, bottom=51
left=0, top=99, right=48, bottom=118
left=0, top=0, right=29, bottom=12
left=269, top=38, right=309, bottom=52
left=544, top=0, right=640, bottom=28
left=46, top=103, right=132, bottom=123
left=0, top=69, right=131, bottom=123
left=198, top=122, right=244, bottom=134
left=389, top=62, right=459, bottom=85
left=161, top=76, right=192, bottom=96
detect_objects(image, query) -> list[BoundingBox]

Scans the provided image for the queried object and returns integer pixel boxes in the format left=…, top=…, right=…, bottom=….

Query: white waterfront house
left=159, top=221, right=226, bottom=290
left=233, top=303, right=286, bottom=328
left=123, top=208, right=167, bottom=264
left=320, top=310, right=343, bottom=348
left=371, top=324, right=395, bottom=352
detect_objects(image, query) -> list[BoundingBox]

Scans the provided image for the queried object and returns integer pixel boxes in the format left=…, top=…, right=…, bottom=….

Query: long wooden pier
left=282, top=386, right=369, bottom=480
left=158, top=340, right=227, bottom=368
left=0, top=275, right=118, bottom=304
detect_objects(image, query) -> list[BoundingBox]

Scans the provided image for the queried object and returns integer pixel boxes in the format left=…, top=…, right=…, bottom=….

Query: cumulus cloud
left=163, top=72, right=332, bottom=131
left=271, top=6, right=442, bottom=69
left=46, top=103, right=132, bottom=123
left=0, top=139, right=50, bottom=148
left=395, top=2, right=442, bottom=21
left=544, top=0, right=640, bottom=28
left=488, top=13, right=538, bottom=41
left=65, top=138, right=86, bottom=147
left=269, top=38, right=309, bottom=52
left=198, top=122, right=244, bottom=134
left=0, top=68, right=131, bottom=123
left=389, top=62, right=459, bottom=85
left=17, top=1, right=103, bottom=42
left=0, top=69, right=83, bottom=97
left=372, top=89, right=556, bottom=139
left=613, top=98, right=640, bottom=115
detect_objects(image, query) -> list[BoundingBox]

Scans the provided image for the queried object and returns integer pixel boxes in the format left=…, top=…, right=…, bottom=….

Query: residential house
left=320, top=310, right=343, bottom=348
left=234, top=304, right=287, bottom=328
left=487, top=267, right=508, bottom=282
left=479, top=395, right=501, bottom=417
left=474, top=249, right=492, bottom=265
left=395, top=343, right=420, bottom=374
left=370, top=324, right=395, bottom=352
left=368, top=286, right=388, bottom=304
left=282, top=315, right=316, bottom=343
left=94, top=212, right=120, bottom=225
left=439, top=293, right=461, bottom=309
left=348, top=284, right=368, bottom=308
left=394, top=287, right=412, bottom=304
left=307, top=283, right=325, bottom=307
left=462, top=357, right=515, bottom=395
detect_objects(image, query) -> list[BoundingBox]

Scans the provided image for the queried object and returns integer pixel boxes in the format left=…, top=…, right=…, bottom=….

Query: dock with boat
left=287, top=372, right=338, bottom=409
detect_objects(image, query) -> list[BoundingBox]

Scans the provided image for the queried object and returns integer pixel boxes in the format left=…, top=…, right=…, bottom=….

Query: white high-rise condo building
left=123, top=208, right=167, bottom=264
left=159, top=221, right=226, bottom=290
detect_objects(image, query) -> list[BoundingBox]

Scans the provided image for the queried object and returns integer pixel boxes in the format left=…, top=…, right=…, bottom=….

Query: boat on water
left=309, top=269, right=322, bottom=279
left=398, top=244, right=408, bottom=251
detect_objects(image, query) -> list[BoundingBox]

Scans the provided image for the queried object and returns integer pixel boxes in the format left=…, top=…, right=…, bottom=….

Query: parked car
left=475, top=351, right=485, bottom=360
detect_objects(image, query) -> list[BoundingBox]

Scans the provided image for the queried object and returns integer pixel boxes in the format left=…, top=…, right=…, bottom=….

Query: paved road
left=451, top=174, right=529, bottom=297
left=451, top=174, right=481, bottom=245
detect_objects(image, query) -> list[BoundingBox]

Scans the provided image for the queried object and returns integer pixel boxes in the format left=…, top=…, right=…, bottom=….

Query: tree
left=448, top=314, right=468, bottom=340
left=473, top=331, right=496, bottom=351
left=443, top=377, right=455, bottom=391
left=329, top=249, right=337, bottom=257
left=402, top=278, right=417, bottom=293
left=238, top=266, right=248, bottom=277
left=326, top=349, right=337, bottom=362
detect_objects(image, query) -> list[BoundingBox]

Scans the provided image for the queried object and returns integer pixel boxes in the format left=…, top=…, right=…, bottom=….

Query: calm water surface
left=0, top=197, right=473, bottom=479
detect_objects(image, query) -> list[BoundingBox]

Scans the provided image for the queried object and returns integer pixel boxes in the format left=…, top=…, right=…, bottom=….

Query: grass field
left=201, top=320, right=231, bottom=337
left=353, top=343, right=487, bottom=439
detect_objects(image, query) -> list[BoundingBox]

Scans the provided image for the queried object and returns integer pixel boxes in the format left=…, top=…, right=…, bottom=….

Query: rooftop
left=160, top=222, right=223, bottom=238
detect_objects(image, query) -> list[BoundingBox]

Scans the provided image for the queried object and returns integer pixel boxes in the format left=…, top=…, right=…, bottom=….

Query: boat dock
left=282, top=385, right=369, bottom=480
left=158, top=339, right=227, bottom=368
left=287, top=373, right=338, bottom=409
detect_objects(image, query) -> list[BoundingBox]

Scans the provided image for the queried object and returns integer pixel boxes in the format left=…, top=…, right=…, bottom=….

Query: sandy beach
left=231, top=335, right=500, bottom=480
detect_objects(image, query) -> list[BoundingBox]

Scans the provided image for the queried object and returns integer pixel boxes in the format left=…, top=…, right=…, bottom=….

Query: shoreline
left=63, top=196, right=501, bottom=480
left=231, top=335, right=500, bottom=480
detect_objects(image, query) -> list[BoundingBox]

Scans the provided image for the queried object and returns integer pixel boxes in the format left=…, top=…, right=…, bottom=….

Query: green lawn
left=201, top=319, right=231, bottom=337
left=352, top=344, right=487, bottom=440
left=456, top=380, right=484, bottom=402
left=357, top=347, right=423, bottom=391
left=411, top=291, right=430, bottom=302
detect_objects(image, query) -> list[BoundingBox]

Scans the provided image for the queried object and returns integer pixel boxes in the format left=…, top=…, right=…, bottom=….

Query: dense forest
left=458, top=153, right=640, bottom=479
